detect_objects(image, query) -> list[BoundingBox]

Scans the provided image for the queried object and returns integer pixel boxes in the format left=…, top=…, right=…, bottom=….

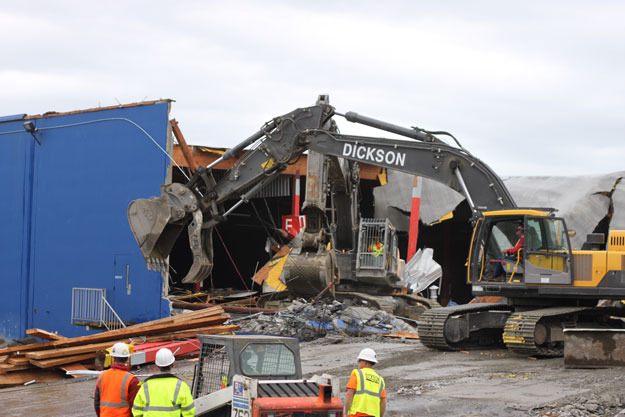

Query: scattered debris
left=532, top=393, right=625, bottom=417
left=0, top=306, right=236, bottom=388
left=236, top=299, right=416, bottom=341
left=169, top=290, right=280, bottom=315
left=396, top=385, right=422, bottom=396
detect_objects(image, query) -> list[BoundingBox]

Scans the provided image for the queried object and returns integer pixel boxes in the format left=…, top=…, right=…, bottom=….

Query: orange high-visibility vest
left=97, top=368, right=134, bottom=417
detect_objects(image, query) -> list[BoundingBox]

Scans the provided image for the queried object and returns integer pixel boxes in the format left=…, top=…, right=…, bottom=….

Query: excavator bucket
left=127, top=183, right=213, bottom=283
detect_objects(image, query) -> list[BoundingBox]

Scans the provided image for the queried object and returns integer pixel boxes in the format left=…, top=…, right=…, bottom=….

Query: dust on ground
left=301, top=337, right=625, bottom=417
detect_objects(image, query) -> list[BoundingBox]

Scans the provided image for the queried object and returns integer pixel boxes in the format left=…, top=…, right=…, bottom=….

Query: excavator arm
left=128, top=96, right=515, bottom=283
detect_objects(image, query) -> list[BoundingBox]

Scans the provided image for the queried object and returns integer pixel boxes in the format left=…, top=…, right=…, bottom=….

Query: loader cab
left=469, top=210, right=573, bottom=286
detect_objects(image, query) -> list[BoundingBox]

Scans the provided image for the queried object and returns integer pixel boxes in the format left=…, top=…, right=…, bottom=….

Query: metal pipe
left=453, top=167, right=476, bottom=212
left=217, top=120, right=277, bottom=165
left=206, top=155, right=224, bottom=170
left=223, top=199, right=245, bottom=217
left=223, top=174, right=279, bottom=217
left=343, top=111, right=441, bottom=143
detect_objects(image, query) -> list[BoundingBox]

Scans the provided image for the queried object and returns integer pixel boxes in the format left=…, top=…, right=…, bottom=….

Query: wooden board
left=26, top=328, right=67, bottom=341
left=8, top=356, right=31, bottom=366
left=30, top=353, right=96, bottom=369
left=143, top=324, right=239, bottom=343
left=0, top=362, right=33, bottom=373
left=0, top=370, right=63, bottom=387
left=383, top=331, right=420, bottom=340
left=60, top=363, right=89, bottom=378
left=26, top=341, right=123, bottom=361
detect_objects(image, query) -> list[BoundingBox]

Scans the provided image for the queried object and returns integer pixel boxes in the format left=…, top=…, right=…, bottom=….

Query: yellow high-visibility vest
left=131, top=375, right=195, bottom=417
left=349, top=367, right=385, bottom=417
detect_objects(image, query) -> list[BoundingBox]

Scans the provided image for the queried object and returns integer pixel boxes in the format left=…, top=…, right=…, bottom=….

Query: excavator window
left=473, top=218, right=526, bottom=283
left=524, top=217, right=572, bottom=278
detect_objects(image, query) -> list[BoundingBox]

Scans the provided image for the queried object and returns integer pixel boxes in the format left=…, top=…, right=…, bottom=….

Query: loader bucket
left=128, top=183, right=213, bottom=283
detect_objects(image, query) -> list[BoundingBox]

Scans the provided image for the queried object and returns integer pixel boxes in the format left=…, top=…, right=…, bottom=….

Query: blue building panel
left=0, top=101, right=172, bottom=339
left=0, top=125, right=33, bottom=341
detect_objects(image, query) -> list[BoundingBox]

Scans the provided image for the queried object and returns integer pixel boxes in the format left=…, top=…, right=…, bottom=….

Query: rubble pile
left=236, top=299, right=415, bottom=341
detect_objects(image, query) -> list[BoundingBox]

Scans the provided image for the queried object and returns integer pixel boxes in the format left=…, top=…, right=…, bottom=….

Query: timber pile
left=170, top=291, right=281, bottom=315
left=0, top=306, right=237, bottom=388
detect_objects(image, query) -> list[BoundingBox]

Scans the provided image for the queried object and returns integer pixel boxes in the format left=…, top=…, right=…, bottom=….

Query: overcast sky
left=2, top=1, right=624, bottom=176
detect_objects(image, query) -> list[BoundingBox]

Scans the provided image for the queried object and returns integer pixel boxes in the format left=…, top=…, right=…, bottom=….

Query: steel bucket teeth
left=181, top=214, right=214, bottom=283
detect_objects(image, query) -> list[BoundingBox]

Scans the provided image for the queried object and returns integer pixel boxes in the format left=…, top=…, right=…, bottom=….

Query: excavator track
left=503, top=306, right=591, bottom=357
left=418, top=303, right=512, bottom=350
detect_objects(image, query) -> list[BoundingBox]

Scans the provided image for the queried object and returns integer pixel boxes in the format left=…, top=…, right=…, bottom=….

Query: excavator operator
left=491, top=223, right=525, bottom=280
left=504, top=223, right=525, bottom=257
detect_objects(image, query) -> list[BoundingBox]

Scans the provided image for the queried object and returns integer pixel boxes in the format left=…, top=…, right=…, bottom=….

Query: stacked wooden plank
left=0, top=306, right=237, bottom=388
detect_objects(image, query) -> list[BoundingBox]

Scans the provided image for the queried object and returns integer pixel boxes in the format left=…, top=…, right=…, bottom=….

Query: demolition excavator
left=128, top=95, right=625, bottom=357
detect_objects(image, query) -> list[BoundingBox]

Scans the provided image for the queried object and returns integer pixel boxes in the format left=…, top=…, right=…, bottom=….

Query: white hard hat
left=357, top=348, right=378, bottom=364
left=111, top=342, right=131, bottom=358
left=155, top=348, right=175, bottom=367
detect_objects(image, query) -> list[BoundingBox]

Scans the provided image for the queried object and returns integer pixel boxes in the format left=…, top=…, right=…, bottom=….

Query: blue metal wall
left=0, top=101, right=172, bottom=339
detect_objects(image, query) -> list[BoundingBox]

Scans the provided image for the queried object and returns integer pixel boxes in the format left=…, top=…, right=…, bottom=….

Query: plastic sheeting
left=400, top=248, right=442, bottom=293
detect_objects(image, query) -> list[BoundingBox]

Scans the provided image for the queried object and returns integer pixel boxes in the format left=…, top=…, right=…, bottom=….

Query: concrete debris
left=235, top=299, right=416, bottom=341
left=401, top=247, right=442, bottom=293
left=532, top=393, right=625, bottom=417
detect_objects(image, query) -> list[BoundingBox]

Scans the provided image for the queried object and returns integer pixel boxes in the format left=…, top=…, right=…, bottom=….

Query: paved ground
left=2, top=337, right=624, bottom=416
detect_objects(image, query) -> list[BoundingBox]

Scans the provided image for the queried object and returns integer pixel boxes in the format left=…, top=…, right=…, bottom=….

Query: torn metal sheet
left=373, top=169, right=625, bottom=248
left=611, top=179, right=625, bottom=230
left=503, top=172, right=624, bottom=247
left=373, top=170, right=463, bottom=225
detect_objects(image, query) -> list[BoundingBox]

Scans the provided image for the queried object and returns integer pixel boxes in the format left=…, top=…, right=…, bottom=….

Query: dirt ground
left=2, top=337, right=624, bottom=417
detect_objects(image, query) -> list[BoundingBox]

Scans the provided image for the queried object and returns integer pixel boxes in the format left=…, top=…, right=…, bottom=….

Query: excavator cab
left=469, top=210, right=573, bottom=286
left=355, top=218, right=398, bottom=281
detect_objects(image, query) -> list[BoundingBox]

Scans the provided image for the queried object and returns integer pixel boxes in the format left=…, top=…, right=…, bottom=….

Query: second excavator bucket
left=127, top=183, right=213, bottom=283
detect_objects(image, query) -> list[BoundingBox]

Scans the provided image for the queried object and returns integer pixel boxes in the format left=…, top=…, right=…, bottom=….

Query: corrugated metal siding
left=0, top=102, right=172, bottom=339
left=213, top=171, right=291, bottom=199
left=573, top=253, right=593, bottom=281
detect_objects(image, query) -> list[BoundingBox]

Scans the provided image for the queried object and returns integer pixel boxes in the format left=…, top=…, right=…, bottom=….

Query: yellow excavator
left=418, top=208, right=625, bottom=356
left=127, top=95, right=625, bottom=357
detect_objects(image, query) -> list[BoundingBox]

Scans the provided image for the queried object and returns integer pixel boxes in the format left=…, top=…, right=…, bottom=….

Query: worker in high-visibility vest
left=132, top=348, right=195, bottom=417
left=344, top=348, right=386, bottom=417
left=368, top=241, right=384, bottom=257
left=94, top=342, right=140, bottom=417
